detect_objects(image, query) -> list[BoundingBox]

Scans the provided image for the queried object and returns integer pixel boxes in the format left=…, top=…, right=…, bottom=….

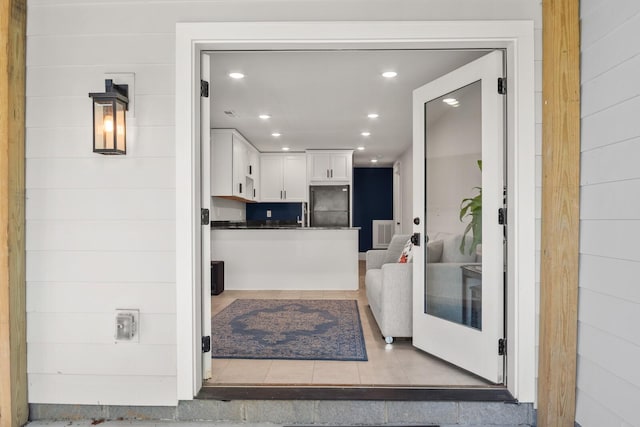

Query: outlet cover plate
left=115, top=309, right=139, bottom=343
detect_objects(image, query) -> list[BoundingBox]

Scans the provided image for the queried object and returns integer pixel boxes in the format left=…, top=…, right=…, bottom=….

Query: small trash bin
left=211, top=261, right=224, bottom=295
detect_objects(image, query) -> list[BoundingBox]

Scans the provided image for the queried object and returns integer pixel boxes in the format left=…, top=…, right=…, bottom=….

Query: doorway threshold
left=197, top=385, right=515, bottom=402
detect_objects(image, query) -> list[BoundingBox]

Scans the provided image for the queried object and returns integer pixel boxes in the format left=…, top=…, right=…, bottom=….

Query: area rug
left=211, top=299, right=368, bottom=361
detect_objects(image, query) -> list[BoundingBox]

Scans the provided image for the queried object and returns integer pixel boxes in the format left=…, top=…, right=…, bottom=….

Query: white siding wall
left=26, top=0, right=541, bottom=406
left=577, top=2, right=640, bottom=426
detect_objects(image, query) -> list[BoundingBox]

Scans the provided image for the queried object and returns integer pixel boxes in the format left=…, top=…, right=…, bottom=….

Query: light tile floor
left=206, top=261, right=490, bottom=387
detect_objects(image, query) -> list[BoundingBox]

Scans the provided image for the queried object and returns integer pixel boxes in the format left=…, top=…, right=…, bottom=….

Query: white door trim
left=175, top=20, right=535, bottom=402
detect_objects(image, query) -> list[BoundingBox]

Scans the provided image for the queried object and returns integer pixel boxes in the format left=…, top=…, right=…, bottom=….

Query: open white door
left=412, top=51, right=505, bottom=383
left=200, top=53, right=212, bottom=380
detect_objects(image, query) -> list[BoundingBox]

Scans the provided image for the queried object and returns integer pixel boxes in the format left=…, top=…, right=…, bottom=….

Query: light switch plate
left=115, top=309, right=139, bottom=342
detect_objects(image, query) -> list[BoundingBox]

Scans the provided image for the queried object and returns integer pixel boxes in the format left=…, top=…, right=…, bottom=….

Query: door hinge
left=200, top=80, right=209, bottom=98
left=497, top=77, right=507, bottom=95
left=202, top=336, right=211, bottom=353
left=498, top=338, right=506, bottom=356
left=201, top=208, right=210, bottom=225
left=498, top=208, right=507, bottom=225
left=498, top=338, right=507, bottom=356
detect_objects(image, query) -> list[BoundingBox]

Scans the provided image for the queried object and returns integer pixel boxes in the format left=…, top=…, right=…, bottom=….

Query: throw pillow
left=398, top=239, right=414, bottom=263
left=426, top=239, right=444, bottom=263
left=383, top=234, right=411, bottom=264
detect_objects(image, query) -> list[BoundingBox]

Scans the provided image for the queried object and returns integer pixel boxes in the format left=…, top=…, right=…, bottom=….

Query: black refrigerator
left=309, top=185, right=350, bottom=227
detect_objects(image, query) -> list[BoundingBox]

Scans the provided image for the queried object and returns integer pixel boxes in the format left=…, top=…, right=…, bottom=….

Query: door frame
left=175, top=21, right=535, bottom=401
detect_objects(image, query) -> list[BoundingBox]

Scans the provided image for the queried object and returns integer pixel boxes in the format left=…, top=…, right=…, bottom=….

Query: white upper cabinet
left=307, top=150, right=353, bottom=184
left=246, top=144, right=260, bottom=200
left=282, top=155, right=307, bottom=201
left=260, top=153, right=307, bottom=202
left=211, top=129, right=258, bottom=202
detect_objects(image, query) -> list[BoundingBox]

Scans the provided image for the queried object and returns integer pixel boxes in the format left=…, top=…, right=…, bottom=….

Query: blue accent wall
left=246, top=202, right=302, bottom=221
left=353, top=167, right=393, bottom=252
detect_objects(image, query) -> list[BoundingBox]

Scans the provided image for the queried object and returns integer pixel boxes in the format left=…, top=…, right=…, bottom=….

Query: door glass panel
left=424, top=80, right=483, bottom=330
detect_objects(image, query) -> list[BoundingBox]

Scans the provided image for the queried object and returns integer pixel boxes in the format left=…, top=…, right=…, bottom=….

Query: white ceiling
left=208, top=49, right=488, bottom=166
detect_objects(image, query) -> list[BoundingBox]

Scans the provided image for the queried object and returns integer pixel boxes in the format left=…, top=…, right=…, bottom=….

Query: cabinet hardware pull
left=326, top=169, right=329, bottom=178
left=239, top=183, right=243, bottom=194
left=280, top=190, right=283, bottom=199
left=331, top=169, right=333, bottom=178
left=284, top=190, right=287, bottom=199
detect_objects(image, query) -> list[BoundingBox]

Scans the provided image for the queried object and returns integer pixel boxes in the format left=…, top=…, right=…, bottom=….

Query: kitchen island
left=211, top=227, right=359, bottom=291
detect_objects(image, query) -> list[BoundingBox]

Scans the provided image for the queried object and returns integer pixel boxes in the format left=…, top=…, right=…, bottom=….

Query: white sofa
left=365, top=234, right=412, bottom=344
left=365, top=232, right=480, bottom=343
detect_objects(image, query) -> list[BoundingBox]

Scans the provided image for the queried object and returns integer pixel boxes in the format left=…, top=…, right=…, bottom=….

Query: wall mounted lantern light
left=88, top=79, right=129, bottom=155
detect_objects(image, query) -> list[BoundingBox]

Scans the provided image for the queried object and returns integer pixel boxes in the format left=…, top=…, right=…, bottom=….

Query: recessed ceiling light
left=361, top=132, right=371, bottom=137
left=271, top=132, right=281, bottom=137
left=371, top=159, right=378, bottom=163
left=367, top=113, right=379, bottom=119
left=442, top=98, right=459, bottom=106
left=259, top=114, right=271, bottom=120
left=282, top=146, right=290, bottom=151
left=357, top=146, right=365, bottom=151
left=228, top=72, right=245, bottom=79
left=382, top=71, right=397, bottom=78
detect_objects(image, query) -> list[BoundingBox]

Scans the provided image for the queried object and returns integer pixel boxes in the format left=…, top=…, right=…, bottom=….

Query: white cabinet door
left=260, top=155, right=285, bottom=202
left=307, top=151, right=353, bottom=183
left=232, top=136, right=248, bottom=197
left=247, top=145, right=260, bottom=200
left=309, top=153, right=332, bottom=181
left=329, top=153, right=351, bottom=181
left=210, top=130, right=233, bottom=197
left=260, top=153, right=306, bottom=202
left=282, top=154, right=307, bottom=201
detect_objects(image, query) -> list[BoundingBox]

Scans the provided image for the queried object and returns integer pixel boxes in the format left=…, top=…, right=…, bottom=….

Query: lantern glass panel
left=116, top=100, right=126, bottom=153
left=93, top=98, right=116, bottom=151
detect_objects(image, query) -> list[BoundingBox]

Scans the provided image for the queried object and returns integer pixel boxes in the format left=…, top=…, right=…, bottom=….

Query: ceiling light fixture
left=382, top=71, right=397, bottom=78
left=282, top=146, right=290, bottom=151
left=443, top=98, right=460, bottom=106
left=271, top=132, right=281, bottom=137
left=361, top=132, right=371, bottom=137
left=228, top=72, right=245, bottom=79
left=371, top=159, right=378, bottom=163
left=367, top=113, right=379, bottom=119
left=357, top=146, right=365, bottom=151
left=259, top=114, right=271, bottom=120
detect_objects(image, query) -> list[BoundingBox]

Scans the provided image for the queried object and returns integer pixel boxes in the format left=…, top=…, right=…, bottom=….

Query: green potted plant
left=459, top=160, right=482, bottom=255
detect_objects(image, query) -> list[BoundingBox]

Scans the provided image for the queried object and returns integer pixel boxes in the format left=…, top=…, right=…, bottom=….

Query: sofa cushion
left=383, top=234, right=411, bottom=264
left=441, top=235, right=477, bottom=263
left=426, top=239, right=444, bottom=263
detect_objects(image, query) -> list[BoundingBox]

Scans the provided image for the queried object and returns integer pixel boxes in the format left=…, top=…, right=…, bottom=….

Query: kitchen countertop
left=211, top=224, right=360, bottom=230
left=211, top=221, right=360, bottom=230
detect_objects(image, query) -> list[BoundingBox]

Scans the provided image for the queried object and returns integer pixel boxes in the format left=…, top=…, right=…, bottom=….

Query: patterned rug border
left=212, top=299, right=368, bottom=362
